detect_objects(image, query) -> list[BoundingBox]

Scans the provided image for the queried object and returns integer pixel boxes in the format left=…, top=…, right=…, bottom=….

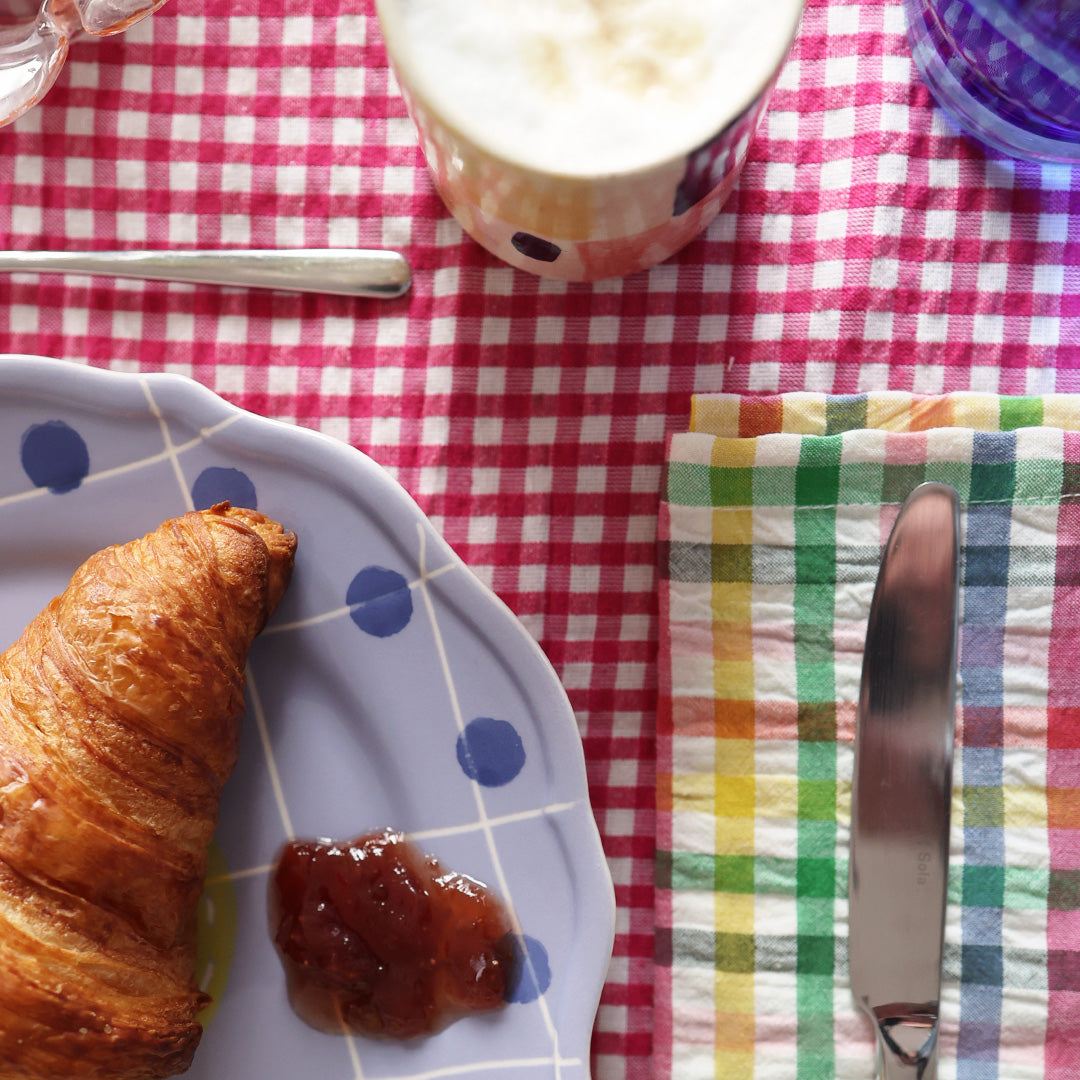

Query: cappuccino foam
left=377, top=0, right=803, bottom=176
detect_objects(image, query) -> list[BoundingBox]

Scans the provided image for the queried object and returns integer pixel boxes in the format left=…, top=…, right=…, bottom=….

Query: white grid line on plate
left=263, top=561, right=457, bottom=636
left=335, top=996, right=368, bottom=1080
left=140, top=377, right=197, bottom=512
left=245, top=667, right=296, bottom=839
left=140, top=383, right=296, bottom=839
left=136, top=389, right=569, bottom=1080
left=140, top=383, right=357, bottom=1071
left=413, top=520, right=565, bottom=1080
left=204, top=799, right=582, bottom=886
left=138, top=388, right=295, bottom=840
left=0, top=413, right=240, bottom=511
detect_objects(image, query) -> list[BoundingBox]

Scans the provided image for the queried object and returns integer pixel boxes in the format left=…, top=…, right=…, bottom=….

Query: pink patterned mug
left=375, top=0, right=805, bottom=282
left=0, top=0, right=171, bottom=129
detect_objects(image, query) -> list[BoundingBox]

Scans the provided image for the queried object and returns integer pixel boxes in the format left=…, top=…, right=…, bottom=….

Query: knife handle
left=874, top=1012, right=938, bottom=1080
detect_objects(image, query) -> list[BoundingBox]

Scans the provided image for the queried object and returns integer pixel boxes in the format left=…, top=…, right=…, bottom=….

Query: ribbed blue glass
left=905, top=0, right=1080, bottom=162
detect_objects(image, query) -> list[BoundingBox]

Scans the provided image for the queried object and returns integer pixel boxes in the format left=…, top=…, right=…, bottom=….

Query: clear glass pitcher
left=0, top=0, right=171, bottom=128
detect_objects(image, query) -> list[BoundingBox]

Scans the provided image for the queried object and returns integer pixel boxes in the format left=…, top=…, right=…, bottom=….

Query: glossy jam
left=269, top=830, right=515, bottom=1039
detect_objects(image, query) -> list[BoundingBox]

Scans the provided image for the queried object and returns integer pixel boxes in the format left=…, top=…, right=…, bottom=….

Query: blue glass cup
left=904, top=0, right=1080, bottom=162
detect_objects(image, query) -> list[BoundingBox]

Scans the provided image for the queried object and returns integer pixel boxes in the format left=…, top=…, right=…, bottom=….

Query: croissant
left=0, top=503, right=297, bottom=1080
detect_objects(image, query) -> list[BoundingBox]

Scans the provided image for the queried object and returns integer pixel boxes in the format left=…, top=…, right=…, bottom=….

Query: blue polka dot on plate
left=502, top=934, right=551, bottom=1004
left=347, top=566, right=413, bottom=637
left=20, top=420, right=90, bottom=494
left=456, top=717, right=525, bottom=787
left=192, top=466, right=257, bottom=511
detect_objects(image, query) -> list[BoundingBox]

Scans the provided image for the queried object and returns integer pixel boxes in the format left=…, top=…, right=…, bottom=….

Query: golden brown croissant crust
left=0, top=503, right=297, bottom=1080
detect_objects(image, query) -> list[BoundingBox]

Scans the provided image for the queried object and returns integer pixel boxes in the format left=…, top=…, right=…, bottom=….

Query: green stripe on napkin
left=656, top=392, right=1080, bottom=1080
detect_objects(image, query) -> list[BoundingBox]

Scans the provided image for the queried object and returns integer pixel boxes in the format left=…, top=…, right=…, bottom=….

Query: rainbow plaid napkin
left=656, top=392, right=1080, bottom=1080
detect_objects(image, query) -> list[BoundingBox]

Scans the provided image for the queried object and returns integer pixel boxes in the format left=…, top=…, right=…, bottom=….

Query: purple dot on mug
left=511, top=233, right=563, bottom=263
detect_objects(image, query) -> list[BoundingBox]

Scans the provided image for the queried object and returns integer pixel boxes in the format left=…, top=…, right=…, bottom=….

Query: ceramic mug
left=0, top=0, right=171, bottom=129
left=375, top=0, right=805, bottom=282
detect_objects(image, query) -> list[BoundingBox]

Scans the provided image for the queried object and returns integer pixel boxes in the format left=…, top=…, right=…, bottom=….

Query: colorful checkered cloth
left=657, top=392, right=1080, bottom=1080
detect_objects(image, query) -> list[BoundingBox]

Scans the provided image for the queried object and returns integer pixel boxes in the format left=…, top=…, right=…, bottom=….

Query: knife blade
left=848, top=481, right=960, bottom=1080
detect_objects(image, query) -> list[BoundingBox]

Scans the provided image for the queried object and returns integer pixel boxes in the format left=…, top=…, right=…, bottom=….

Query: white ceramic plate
left=0, top=355, right=615, bottom=1080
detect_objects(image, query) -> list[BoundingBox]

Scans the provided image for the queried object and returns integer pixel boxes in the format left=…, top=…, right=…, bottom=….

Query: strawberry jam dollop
left=269, top=829, right=515, bottom=1038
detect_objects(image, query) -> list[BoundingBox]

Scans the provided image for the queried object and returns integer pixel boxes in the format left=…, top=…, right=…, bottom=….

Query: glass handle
left=0, top=0, right=174, bottom=129
left=72, top=0, right=166, bottom=36
left=0, top=10, right=70, bottom=129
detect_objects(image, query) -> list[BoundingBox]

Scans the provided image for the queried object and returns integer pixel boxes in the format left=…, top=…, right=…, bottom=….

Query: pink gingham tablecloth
left=0, top=1, right=1078, bottom=1078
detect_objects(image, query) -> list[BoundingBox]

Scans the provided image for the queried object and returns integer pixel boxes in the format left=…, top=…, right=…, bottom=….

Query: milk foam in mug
left=375, top=0, right=805, bottom=281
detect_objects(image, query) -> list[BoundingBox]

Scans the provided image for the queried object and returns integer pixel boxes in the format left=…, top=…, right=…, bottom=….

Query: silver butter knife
left=0, top=248, right=411, bottom=299
left=849, top=482, right=961, bottom=1080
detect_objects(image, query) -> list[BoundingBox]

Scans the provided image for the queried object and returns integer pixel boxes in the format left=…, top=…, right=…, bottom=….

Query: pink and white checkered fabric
left=0, top=1, right=1078, bottom=1078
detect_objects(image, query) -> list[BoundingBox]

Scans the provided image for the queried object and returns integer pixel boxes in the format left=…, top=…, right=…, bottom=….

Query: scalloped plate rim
left=0, top=353, right=616, bottom=1079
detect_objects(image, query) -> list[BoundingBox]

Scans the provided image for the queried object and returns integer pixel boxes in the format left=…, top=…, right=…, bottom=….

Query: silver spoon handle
left=0, top=248, right=411, bottom=298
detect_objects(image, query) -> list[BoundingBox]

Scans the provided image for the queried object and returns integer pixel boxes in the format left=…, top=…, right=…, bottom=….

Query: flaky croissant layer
left=0, top=504, right=296, bottom=1080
